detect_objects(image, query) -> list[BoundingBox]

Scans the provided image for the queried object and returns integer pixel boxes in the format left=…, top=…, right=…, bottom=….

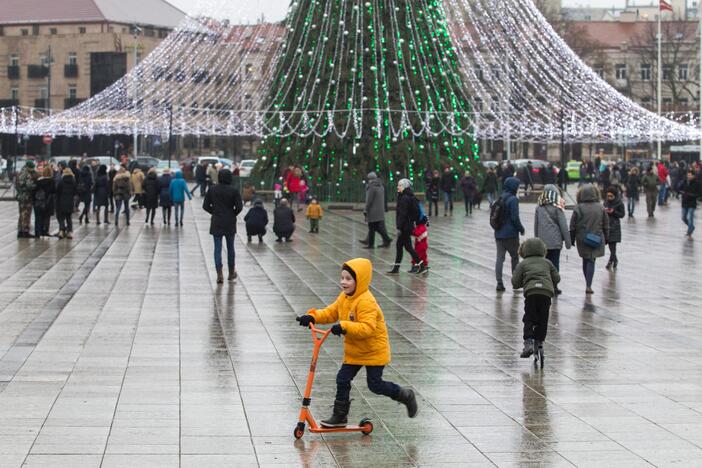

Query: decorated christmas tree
left=256, top=0, right=480, bottom=189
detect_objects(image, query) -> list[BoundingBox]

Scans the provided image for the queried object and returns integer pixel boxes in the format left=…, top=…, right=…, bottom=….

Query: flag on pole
left=660, top=0, right=673, bottom=12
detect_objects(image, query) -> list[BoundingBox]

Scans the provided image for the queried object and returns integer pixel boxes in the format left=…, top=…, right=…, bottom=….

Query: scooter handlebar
left=296, top=317, right=331, bottom=337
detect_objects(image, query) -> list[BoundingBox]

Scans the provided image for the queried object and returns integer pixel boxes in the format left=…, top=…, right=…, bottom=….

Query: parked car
left=239, top=159, right=257, bottom=177
left=156, top=159, right=181, bottom=176
left=219, top=158, right=234, bottom=170
left=86, top=156, right=121, bottom=168
left=513, top=159, right=550, bottom=185
left=129, top=155, right=161, bottom=173
left=49, top=155, right=81, bottom=167
left=481, top=161, right=499, bottom=170
left=566, top=160, right=581, bottom=180
left=197, top=156, right=220, bottom=168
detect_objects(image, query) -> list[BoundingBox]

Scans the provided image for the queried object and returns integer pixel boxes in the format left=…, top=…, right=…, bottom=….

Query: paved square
left=0, top=197, right=701, bottom=467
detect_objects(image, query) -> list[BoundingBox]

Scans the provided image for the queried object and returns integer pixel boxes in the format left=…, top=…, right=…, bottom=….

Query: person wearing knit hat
left=16, top=160, right=37, bottom=238
left=387, top=179, right=425, bottom=274
left=534, top=184, right=570, bottom=295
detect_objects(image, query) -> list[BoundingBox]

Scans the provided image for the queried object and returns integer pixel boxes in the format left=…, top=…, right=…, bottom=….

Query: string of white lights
left=16, top=0, right=702, bottom=144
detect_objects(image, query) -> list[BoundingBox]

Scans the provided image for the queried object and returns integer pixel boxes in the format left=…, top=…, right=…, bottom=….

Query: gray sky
left=165, top=0, right=630, bottom=22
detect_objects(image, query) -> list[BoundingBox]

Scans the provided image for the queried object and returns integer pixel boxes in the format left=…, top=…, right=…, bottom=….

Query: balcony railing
left=64, top=63, right=78, bottom=78
left=7, top=65, right=20, bottom=79
left=27, top=65, right=49, bottom=79
left=34, top=98, right=48, bottom=109
left=0, top=99, right=19, bottom=107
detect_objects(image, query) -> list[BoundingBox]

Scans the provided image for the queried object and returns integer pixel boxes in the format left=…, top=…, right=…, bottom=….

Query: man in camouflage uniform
left=16, top=161, right=37, bottom=238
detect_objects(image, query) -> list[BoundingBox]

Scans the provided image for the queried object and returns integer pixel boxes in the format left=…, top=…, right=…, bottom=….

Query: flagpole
left=657, top=8, right=662, bottom=161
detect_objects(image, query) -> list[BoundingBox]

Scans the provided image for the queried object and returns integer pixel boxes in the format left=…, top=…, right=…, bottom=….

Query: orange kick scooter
left=293, top=319, right=373, bottom=439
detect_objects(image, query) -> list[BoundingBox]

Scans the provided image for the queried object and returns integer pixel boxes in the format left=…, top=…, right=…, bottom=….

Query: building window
left=21, top=29, right=29, bottom=36
left=679, top=64, right=688, bottom=80
left=68, top=53, right=77, bottom=65
left=615, top=64, right=627, bottom=80
left=663, top=65, right=672, bottom=80
left=662, top=97, right=672, bottom=109
left=10, top=54, right=19, bottom=66
left=678, top=97, right=688, bottom=108
left=640, top=64, right=651, bottom=81
left=593, top=64, right=604, bottom=78
left=158, top=29, right=168, bottom=38
left=39, top=87, right=48, bottom=99
left=79, top=27, right=86, bottom=34
left=50, top=28, right=57, bottom=35
left=0, top=26, right=4, bottom=37
left=10, top=88, right=19, bottom=100
left=32, top=25, right=40, bottom=35
left=642, top=96, right=652, bottom=107
left=144, top=28, right=155, bottom=37
left=68, top=86, right=77, bottom=99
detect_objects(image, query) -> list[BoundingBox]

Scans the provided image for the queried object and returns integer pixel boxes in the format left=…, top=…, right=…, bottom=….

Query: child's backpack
left=489, top=197, right=507, bottom=230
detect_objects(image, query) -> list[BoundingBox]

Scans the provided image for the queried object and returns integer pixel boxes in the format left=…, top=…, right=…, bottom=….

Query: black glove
left=297, top=315, right=315, bottom=327
left=331, top=324, right=345, bottom=336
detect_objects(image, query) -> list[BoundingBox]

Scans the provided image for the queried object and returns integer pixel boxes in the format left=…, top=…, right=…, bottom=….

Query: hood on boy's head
left=342, top=258, right=372, bottom=298
left=367, top=172, right=378, bottom=180
left=175, top=171, right=183, bottom=179
left=254, top=199, right=263, bottom=207
left=503, top=177, right=520, bottom=194
left=519, top=238, right=547, bottom=258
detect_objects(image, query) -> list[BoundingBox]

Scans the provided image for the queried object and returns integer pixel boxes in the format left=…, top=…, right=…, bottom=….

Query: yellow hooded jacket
left=309, top=258, right=391, bottom=366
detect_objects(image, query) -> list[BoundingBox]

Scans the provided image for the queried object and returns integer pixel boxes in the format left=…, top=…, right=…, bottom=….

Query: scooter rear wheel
left=360, top=418, right=373, bottom=436
left=294, top=426, right=305, bottom=439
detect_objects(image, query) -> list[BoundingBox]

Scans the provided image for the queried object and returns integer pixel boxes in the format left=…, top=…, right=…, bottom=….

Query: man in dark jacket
left=362, top=172, right=392, bottom=248
left=273, top=198, right=296, bottom=242
left=191, top=162, right=208, bottom=197
left=681, top=170, right=702, bottom=239
left=440, top=167, right=455, bottom=216
left=494, top=177, right=525, bottom=291
left=388, top=179, right=424, bottom=274
left=203, top=169, right=243, bottom=283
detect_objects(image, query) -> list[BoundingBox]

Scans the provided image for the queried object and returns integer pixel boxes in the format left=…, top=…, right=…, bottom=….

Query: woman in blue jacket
left=169, top=171, right=192, bottom=227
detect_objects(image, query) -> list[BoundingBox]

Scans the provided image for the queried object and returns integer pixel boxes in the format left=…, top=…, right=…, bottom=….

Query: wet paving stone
left=0, top=196, right=701, bottom=466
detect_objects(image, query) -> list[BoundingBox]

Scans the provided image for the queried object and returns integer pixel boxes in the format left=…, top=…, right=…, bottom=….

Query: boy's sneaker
left=408, top=261, right=424, bottom=274
left=520, top=339, right=535, bottom=358
left=417, top=263, right=429, bottom=274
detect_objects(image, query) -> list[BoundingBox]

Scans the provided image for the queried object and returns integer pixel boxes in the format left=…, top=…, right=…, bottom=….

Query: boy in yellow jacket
left=297, top=258, right=418, bottom=427
left=305, top=198, right=323, bottom=233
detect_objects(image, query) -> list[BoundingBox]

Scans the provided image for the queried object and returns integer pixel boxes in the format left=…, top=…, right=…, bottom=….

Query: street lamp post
left=46, top=45, right=53, bottom=160
left=132, top=24, right=142, bottom=158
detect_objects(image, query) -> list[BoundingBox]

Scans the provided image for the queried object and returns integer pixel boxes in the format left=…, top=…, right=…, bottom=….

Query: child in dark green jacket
left=511, top=238, right=560, bottom=363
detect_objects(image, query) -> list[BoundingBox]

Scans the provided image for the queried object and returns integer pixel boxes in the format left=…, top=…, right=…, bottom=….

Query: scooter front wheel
left=294, top=426, right=305, bottom=439
left=360, top=418, right=373, bottom=436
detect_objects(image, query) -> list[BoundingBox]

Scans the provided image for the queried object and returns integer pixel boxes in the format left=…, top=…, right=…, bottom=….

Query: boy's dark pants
left=523, top=294, right=551, bottom=341
left=335, top=364, right=400, bottom=402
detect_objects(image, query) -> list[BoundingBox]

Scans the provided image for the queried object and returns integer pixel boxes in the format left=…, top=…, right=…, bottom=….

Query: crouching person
left=297, top=258, right=418, bottom=427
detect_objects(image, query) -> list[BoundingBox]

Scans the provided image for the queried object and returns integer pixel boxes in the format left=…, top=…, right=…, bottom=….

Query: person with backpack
left=33, top=165, right=55, bottom=238
left=482, top=166, right=498, bottom=207
left=244, top=199, right=269, bottom=243
left=492, top=177, right=525, bottom=291
left=387, top=179, right=425, bottom=274
left=641, top=167, right=659, bottom=218
left=604, top=186, right=625, bottom=269
left=625, top=167, right=641, bottom=218
left=143, top=168, right=160, bottom=225
left=159, top=169, right=174, bottom=225
left=680, top=169, right=702, bottom=240
left=168, top=171, right=192, bottom=227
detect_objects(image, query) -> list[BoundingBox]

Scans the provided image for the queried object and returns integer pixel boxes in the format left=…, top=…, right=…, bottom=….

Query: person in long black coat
left=203, top=169, right=243, bottom=283
left=273, top=198, right=296, bottom=242
left=158, top=170, right=173, bottom=225
left=77, top=165, right=93, bottom=224
left=143, top=168, right=160, bottom=225
left=34, top=165, right=55, bottom=237
left=93, top=165, right=110, bottom=225
left=388, top=179, right=423, bottom=274
left=244, top=199, right=268, bottom=243
left=107, top=164, right=117, bottom=213
left=55, top=168, right=76, bottom=239
left=604, top=186, right=625, bottom=269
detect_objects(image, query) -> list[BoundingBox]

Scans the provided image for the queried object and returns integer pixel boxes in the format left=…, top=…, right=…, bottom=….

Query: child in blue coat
left=169, top=171, right=192, bottom=227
